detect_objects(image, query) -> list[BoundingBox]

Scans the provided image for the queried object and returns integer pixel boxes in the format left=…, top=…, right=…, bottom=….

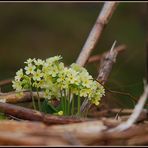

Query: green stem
left=71, top=95, right=74, bottom=116
left=60, top=90, right=65, bottom=115
left=37, top=88, right=41, bottom=112
left=60, top=91, right=64, bottom=112
left=68, top=89, right=71, bottom=115
left=77, top=95, right=81, bottom=116
left=30, top=90, right=36, bottom=110
left=64, top=90, right=67, bottom=116
left=48, top=102, right=58, bottom=112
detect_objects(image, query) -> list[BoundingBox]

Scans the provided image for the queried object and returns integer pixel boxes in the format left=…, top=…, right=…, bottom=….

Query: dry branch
left=0, top=91, right=44, bottom=103
left=0, top=120, right=107, bottom=146
left=127, top=134, right=148, bottom=145
left=0, top=79, right=12, bottom=87
left=81, top=41, right=124, bottom=112
left=0, top=119, right=148, bottom=146
left=88, top=108, right=148, bottom=123
left=97, top=41, right=120, bottom=85
left=108, top=83, right=148, bottom=132
left=0, top=102, right=85, bottom=125
left=76, top=2, right=118, bottom=66
left=87, top=44, right=126, bottom=64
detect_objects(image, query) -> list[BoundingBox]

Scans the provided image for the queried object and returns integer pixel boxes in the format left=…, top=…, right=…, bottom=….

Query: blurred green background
left=0, top=2, right=147, bottom=108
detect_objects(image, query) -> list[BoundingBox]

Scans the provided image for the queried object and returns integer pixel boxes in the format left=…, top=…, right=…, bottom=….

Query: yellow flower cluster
left=12, top=56, right=105, bottom=115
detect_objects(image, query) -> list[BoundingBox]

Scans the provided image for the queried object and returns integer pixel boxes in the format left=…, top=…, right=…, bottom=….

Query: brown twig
left=87, top=54, right=102, bottom=64
left=76, top=2, right=118, bottom=66
left=6, top=114, right=24, bottom=121
left=88, top=108, right=148, bottom=123
left=97, top=40, right=120, bottom=85
left=0, top=79, right=12, bottom=87
left=0, top=91, right=44, bottom=103
left=109, top=83, right=148, bottom=132
left=87, top=44, right=126, bottom=64
left=0, top=102, right=85, bottom=125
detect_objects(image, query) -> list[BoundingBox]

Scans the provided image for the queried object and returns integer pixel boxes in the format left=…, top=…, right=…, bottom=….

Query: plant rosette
left=12, top=56, right=105, bottom=117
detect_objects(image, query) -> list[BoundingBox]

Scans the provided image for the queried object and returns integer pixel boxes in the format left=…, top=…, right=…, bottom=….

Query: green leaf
left=41, top=99, right=57, bottom=114
left=0, top=113, right=7, bottom=120
left=55, top=101, right=62, bottom=111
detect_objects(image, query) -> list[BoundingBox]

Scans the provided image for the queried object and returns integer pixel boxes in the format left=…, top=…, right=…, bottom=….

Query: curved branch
left=0, top=102, right=85, bottom=125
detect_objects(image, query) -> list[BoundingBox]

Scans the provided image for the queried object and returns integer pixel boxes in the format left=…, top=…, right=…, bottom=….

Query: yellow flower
left=51, top=67, right=59, bottom=77
left=46, top=65, right=59, bottom=77
left=57, top=73, right=65, bottom=83
left=12, top=81, right=22, bottom=91
left=58, top=111, right=63, bottom=116
left=24, top=58, right=34, bottom=64
left=15, top=69, right=23, bottom=81
left=43, top=89, right=52, bottom=99
left=34, top=59, right=45, bottom=66
left=94, top=100, right=99, bottom=106
left=58, top=62, right=64, bottom=70
left=46, top=55, right=62, bottom=64
left=33, top=69, right=43, bottom=81
left=66, top=68, right=78, bottom=84
left=82, top=79, right=92, bottom=88
left=70, top=63, right=88, bottom=75
left=79, top=89, right=88, bottom=97
left=25, top=64, right=36, bottom=75
left=43, top=62, right=50, bottom=69
left=37, top=80, right=46, bottom=88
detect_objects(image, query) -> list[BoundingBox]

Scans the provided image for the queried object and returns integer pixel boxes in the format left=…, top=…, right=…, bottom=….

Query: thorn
left=110, top=40, right=117, bottom=53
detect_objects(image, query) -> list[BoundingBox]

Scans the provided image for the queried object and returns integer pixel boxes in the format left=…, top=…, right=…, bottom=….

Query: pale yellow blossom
left=15, top=69, right=23, bottom=81
left=33, top=69, right=43, bottom=81
left=25, top=64, right=36, bottom=75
